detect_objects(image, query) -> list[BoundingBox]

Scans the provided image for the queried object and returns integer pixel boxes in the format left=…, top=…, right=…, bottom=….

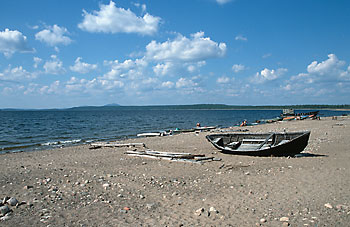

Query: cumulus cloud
left=0, top=65, right=36, bottom=81
left=65, top=76, right=124, bottom=93
left=161, top=81, right=174, bottom=88
left=153, top=62, right=173, bottom=76
left=78, top=1, right=160, bottom=35
left=43, top=55, right=65, bottom=75
left=39, top=80, right=60, bottom=95
left=232, top=64, right=246, bottom=73
left=291, top=54, right=350, bottom=83
left=307, top=54, right=346, bottom=75
left=217, top=76, right=230, bottom=84
left=282, top=54, right=350, bottom=97
left=176, top=77, right=198, bottom=88
left=103, top=58, right=147, bottom=80
left=35, top=25, right=72, bottom=46
left=0, top=28, right=34, bottom=57
left=252, top=68, right=287, bottom=83
left=70, top=57, right=97, bottom=74
left=146, top=32, right=226, bottom=62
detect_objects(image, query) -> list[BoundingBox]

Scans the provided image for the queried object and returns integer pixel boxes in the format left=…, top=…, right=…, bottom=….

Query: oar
left=256, top=133, right=275, bottom=150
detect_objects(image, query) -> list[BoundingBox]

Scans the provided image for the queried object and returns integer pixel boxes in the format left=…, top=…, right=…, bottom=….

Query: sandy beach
left=0, top=116, right=349, bottom=226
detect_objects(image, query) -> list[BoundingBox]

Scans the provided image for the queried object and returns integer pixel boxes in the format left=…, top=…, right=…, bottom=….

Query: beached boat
left=137, top=132, right=162, bottom=137
left=194, top=126, right=217, bottom=131
left=206, top=131, right=310, bottom=156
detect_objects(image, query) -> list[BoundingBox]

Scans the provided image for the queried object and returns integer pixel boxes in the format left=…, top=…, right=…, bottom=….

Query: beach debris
left=260, top=218, right=267, bottom=223
left=6, top=197, right=18, bottom=206
left=89, top=142, right=146, bottom=149
left=195, top=208, right=205, bottom=216
left=336, top=204, right=349, bottom=212
left=0, top=205, right=11, bottom=216
left=279, top=217, right=289, bottom=222
left=324, top=203, right=333, bottom=209
left=125, top=150, right=220, bottom=164
left=102, top=183, right=110, bottom=189
left=146, top=203, right=156, bottom=210
left=209, top=206, right=219, bottom=214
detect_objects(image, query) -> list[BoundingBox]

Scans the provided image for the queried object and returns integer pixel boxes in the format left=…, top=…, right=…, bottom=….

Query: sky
left=0, top=0, right=350, bottom=108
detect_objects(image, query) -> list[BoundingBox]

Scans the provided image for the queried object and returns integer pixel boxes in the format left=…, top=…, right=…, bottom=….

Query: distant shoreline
left=1, top=104, right=350, bottom=111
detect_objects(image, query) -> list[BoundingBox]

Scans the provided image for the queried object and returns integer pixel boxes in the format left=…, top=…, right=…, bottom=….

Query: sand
left=0, top=116, right=349, bottom=226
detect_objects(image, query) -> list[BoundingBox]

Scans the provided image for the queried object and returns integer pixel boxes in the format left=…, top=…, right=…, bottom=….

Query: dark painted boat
left=206, top=131, right=311, bottom=157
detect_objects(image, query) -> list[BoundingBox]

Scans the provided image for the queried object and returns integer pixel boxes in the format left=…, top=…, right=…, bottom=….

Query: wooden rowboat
left=206, top=131, right=310, bottom=157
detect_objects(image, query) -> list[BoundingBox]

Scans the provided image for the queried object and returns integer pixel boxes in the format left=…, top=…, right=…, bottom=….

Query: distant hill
left=104, top=103, right=120, bottom=107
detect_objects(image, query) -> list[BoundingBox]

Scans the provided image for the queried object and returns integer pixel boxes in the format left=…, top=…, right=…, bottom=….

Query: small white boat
left=194, top=126, right=216, bottom=131
left=137, top=132, right=162, bottom=137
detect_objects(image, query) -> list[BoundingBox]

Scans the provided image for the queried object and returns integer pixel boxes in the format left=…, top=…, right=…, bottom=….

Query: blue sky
left=1, top=0, right=350, bottom=108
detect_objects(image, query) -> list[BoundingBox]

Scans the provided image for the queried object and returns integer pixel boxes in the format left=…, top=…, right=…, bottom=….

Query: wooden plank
left=242, top=138, right=272, bottom=143
left=90, top=142, right=145, bottom=148
left=125, top=153, right=203, bottom=164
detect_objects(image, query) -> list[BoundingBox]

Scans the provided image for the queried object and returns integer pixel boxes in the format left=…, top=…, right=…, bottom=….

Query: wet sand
left=0, top=116, right=349, bottom=226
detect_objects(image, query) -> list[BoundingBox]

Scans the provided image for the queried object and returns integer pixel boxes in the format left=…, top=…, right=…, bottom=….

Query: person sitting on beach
left=240, top=120, right=247, bottom=127
left=196, top=122, right=201, bottom=127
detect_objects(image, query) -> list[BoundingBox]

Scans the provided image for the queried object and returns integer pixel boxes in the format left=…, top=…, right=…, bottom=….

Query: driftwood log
left=124, top=150, right=219, bottom=164
left=89, top=142, right=145, bottom=149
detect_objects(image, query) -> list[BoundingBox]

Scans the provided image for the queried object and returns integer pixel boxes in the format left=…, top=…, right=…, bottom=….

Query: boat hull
left=206, top=131, right=310, bottom=157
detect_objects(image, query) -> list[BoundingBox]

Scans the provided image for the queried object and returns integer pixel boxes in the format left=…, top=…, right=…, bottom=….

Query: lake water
left=0, top=109, right=349, bottom=153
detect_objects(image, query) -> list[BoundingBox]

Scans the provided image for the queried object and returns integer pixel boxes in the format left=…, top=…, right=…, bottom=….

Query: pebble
left=260, top=218, right=267, bottom=223
left=102, top=183, right=110, bottom=188
left=0, top=213, right=12, bottom=221
left=324, top=203, right=333, bottom=209
left=7, top=197, right=18, bottom=206
left=209, top=207, right=218, bottom=213
left=0, top=205, right=10, bottom=215
left=146, top=203, right=156, bottom=210
left=24, top=185, right=33, bottom=190
left=280, top=217, right=289, bottom=222
left=195, top=208, right=204, bottom=216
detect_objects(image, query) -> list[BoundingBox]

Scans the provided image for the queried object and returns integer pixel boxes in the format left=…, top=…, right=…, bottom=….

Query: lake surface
left=0, top=109, right=349, bottom=153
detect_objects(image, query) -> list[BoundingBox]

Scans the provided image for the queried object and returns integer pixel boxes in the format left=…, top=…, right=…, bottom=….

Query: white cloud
left=64, top=76, right=124, bottom=93
left=134, top=3, right=147, bottom=14
left=217, top=76, right=230, bottom=84
left=291, top=54, right=350, bottom=83
left=103, top=58, right=147, bottom=80
left=39, top=81, right=60, bottom=94
left=78, top=1, right=160, bottom=35
left=33, top=57, right=42, bottom=68
left=146, top=32, right=226, bottom=62
left=232, top=64, right=245, bottom=73
left=0, top=28, right=34, bottom=57
left=235, top=35, right=247, bottom=41
left=307, top=54, right=345, bottom=75
left=153, top=62, right=173, bottom=76
left=0, top=65, right=36, bottom=81
left=161, top=81, right=174, bottom=88
left=252, top=68, right=287, bottom=83
left=43, top=55, right=65, bottom=75
left=262, top=53, right=272, bottom=59
left=176, top=77, right=197, bottom=88
left=216, top=0, right=232, bottom=5
left=283, top=54, right=350, bottom=97
left=70, top=57, right=97, bottom=74
left=35, top=25, right=72, bottom=46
